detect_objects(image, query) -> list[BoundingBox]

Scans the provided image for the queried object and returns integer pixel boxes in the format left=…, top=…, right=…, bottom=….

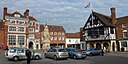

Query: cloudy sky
left=0, top=0, right=128, bottom=33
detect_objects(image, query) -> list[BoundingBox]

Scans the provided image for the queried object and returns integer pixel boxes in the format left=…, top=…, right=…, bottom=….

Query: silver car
left=5, top=48, right=42, bottom=61
left=44, top=48, right=69, bottom=60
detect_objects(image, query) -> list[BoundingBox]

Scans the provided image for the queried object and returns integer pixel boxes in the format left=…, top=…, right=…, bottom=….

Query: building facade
left=66, top=33, right=80, bottom=49
left=3, top=7, right=40, bottom=50
left=116, top=16, right=128, bottom=51
left=0, top=21, right=5, bottom=49
left=83, top=8, right=117, bottom=52
left=40, top=25, right=66, bottom=49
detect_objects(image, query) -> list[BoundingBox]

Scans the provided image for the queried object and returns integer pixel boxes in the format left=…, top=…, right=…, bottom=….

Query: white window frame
left=18, top=36, right=25, bottom=45
left=18, top=27, right=25, bottom=32
left=29, top=28, right=34, bottom=32
left=9, top=26, right=16, bottom=31
left=8, top=35, right=16, bottom=45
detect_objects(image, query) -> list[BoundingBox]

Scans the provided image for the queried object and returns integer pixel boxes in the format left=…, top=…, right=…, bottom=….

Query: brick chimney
left=24, top=9, right=29, bottom=17
left=3, top=7, right=7, bottom=19
left=111, top=7, right=116, bottom=24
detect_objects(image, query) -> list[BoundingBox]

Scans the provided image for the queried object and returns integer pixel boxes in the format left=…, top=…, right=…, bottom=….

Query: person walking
left=101, top=49, right=104, bottom=56
left=25, top=49, right=32, bottom=64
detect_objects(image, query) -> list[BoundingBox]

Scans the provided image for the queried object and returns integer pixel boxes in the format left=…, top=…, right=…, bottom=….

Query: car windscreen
left=58, top=49, right=67, bottom=52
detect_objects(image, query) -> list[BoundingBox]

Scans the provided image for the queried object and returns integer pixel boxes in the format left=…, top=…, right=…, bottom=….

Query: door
left=17, top=48, right=26, bottom=59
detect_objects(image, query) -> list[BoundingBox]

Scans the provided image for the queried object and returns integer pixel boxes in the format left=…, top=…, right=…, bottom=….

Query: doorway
left=29, top=42, right=33, bottom=49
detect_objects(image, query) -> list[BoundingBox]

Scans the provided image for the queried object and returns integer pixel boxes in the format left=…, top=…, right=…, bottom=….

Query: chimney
left=24, top=9, right=29, bottom=17
left=3, top=7, right=7, bottom=19
left=111, top=7, right=116, bottom=24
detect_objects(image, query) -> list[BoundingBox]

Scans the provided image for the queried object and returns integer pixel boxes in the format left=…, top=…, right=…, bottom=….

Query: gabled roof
left=5, top=10, right=37, bottom=21
left=66, top=33, right=80, bottom=38
left=6, top=12, right=26, bottom=18
left=29, top=16, right=37, bottom=21
left=92, top=11, right=113, bottom=26
left=40, top=24, right=65, bottom=32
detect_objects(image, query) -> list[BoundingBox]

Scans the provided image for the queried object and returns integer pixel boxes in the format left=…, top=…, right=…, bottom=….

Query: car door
left=46, top=49, right=53, bottom=58
left=17, top=48, right=26, bottom=59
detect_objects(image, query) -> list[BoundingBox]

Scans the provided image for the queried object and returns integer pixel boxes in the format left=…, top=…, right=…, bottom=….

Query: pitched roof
left=40, top=24, right=65, bottom=32
left=116, top=16, right=128, bottom=25
left=66, top=33, right=80, bottom=38
left=5, top=10, right=37, bottom=21
left=92, top=11, right=113, bottom=26
left=29, top=16, right=37, bottom=21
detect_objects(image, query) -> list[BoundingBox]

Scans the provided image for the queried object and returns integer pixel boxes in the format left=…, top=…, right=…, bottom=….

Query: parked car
left=5, top=47, right=42, bottom=61
left=65, top=48, right=87, bottom=59
left=44, top=48, right=69, bottom=60
left=84, top=48, right=102, bottom=56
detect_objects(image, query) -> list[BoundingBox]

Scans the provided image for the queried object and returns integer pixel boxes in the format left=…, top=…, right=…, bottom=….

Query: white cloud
left=0, top=0, right=128, bottom=32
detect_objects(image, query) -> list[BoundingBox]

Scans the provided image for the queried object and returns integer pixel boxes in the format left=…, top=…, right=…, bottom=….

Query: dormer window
left=19, top=21, right=24, bottom=24
left=10, top=20, right=15, bottom=24
left=14, top=14, right=20, bottom=17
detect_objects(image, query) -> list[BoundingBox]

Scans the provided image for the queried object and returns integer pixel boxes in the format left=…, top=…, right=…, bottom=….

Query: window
left=50, top=32, right=53, bottom=35
left=99, top=27, right=104, bottom=35
left=17, top=48, right=24, bottom=53
left=19, top=21, right=24, bottom=24
left=54, top=36, right=57, bottom=40
left=122, top=24, right=127, bottom=28
left=69, top=40, right=71, bottom=42
left=36, top=23, right=39, bottom=30
left=110, top=27, right=114, bottom=34
left=29, top=28, right=34, bottom=32
left=58, top=32, right=61, bottom=35
left=54, top=32, right=57, bottom=35
left=14, top=14, right=20, bottom=17
left=62, top=37, right=65, bottom=40
left=18, top=36, right=25, bottom=45
left=18, top=27, right=25, bottom=32
left=9, top=49, right=16, bottom=53
left=58, top=37, right=61, bottom=40
left=8, top=35, right=16, bottom=45
left=10, top=21, right=15, bottom=24
left=50, top=36, right=53, bottom=40
left=123, top=32, right=128, bottom=38
left=9, top=26, right=16, bottom=31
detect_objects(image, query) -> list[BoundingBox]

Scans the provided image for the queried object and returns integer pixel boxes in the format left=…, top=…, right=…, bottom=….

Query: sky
left=0, top=0, right=128, bottom=33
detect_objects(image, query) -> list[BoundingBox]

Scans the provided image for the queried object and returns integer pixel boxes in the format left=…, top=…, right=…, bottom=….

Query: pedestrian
left=25, top=49, right=32, bottom=64
left=101, top=49, right=104, bottom=56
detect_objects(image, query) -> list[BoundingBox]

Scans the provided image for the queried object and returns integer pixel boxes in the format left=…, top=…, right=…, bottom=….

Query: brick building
left=40, top=24, right=66, bottom=49
left=116, top=16, right=128, bottom=51
left=3, top=7, right=40, bottom=50
left=0, top=21, right=5, bottom=49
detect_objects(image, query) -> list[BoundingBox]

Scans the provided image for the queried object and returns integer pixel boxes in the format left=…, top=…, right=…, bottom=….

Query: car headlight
left=78, top=54, right=81, bottom=56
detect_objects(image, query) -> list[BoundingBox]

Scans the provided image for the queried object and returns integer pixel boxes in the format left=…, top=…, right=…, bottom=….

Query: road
left=1, top=50, right=128, bottom=64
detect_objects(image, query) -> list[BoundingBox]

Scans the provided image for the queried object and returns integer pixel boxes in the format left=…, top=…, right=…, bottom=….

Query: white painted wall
left=66, top=38, right=80, bottom=48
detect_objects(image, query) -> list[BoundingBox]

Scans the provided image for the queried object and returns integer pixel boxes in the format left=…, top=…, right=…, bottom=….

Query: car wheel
left=73, top=55, right=77, bottom=59
left=13, top=56, right=19, bottom=61
left=35, top=55, right=40, bottom=60
left=53, top=56, right=57, bottom=60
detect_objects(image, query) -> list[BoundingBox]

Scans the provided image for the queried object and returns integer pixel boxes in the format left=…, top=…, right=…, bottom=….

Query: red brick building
left=40, top=24, right=66, bottom=49
left=116, top=16, right=128, bottom=51
left=2, top=7, right=40, bottom=50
